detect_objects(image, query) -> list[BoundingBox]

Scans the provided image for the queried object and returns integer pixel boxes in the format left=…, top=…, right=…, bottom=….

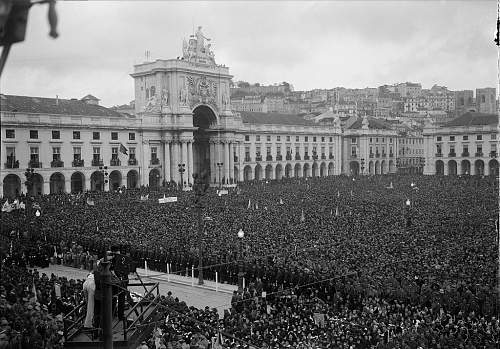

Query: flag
left=212, top=332, right=223, bottom=349
left=300, top=209, right=305, bottom=222
left=119, top=143, right=128, bottom=156
left=1, top=201, right=12, bottom=212
left=31, top=282, right=38, bottom=302
left=86, top=198, right=95, bottom=206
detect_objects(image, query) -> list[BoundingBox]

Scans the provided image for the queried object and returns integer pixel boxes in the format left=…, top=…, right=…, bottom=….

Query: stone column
left=224, top=141, right=230, bottom=184
left=164, top=141, right=171, bottom=183
left=181, top=141, right=188, bottom=187
left=187, top=141, right=194, bottom=184
left=217, top=141, right=224, bottom=184
left=238, top=142, right=244, bottom=182
left=209, top=141, right=216, bottom=184
left=484, top=161, right=489, bottom=176
left=171, top=141, right=179, bottom=184
left=229, top=142, right=234, bottom=183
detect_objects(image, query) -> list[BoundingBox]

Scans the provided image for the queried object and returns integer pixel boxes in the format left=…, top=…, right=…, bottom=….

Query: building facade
left=423, top=112, right=498, bottom=176
left=0, top=29, right=342, bottom=198
left=475, top=88, right=496, bottom=114
left=342, top=116, right=399, bottom=176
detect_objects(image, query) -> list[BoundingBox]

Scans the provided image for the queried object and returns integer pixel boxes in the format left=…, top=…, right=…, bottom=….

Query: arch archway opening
left=109, top=170, right=122, bottom=191
left=448, top=160, right=457, bottom=176
left=3, top=174, right=21, bottom=198
left=350, top=161, right=360, bottom=176
left=193, top=105, right=218, bottom=180
left=460, top=160, right=470, bottom=175
left=71, top=172, right=85, bottom=193
left=275, top=164, right=283, bottom=180
left=50, top=172, right=65, bottom=194
left=91, top=171, right=104, bottom=191
left=489, top=159, right=499, bottom=176
left=243, top=165, right=252, bottom=181
left=149, top=169, right=161, bottom=188
left=435, top=160, right=444, bottom=175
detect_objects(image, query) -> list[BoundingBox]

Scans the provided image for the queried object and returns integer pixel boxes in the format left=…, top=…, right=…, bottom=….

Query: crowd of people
left=0, top=174, right=498, bottom=348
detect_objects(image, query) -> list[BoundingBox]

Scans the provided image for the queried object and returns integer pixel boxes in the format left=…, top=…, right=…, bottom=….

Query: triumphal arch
left=131, top=27, right=242, bottom=186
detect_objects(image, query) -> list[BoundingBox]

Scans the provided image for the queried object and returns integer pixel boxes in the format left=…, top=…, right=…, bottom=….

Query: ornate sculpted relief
left=185, top=75, right=218, bottom=110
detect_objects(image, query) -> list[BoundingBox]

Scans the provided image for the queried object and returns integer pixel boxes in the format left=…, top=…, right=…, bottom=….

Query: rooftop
left=0, top=95, right=123, bottom=117
left=443, top=112, right=498, bottom=127
left=348, top=116, right=393, bottom=130
left=239, top=111, right=316, bottom=126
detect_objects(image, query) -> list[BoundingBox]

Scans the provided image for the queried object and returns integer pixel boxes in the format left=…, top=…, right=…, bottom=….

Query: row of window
left=398, top=138, right=424, bottom=145
left=5, top=146, right=137, bottom=165
left=436, top=134, right=496, bottom=142
left=243, top=145, right=334, bottom=158
left=5, top=129, right=136, bottom=141
left=436, top=143, right=497, bottom=155
left=244, top=135, right=334, bottom=143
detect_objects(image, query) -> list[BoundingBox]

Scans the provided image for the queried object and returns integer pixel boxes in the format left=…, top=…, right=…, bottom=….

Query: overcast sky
left=1, top=0, right=497, bottom=107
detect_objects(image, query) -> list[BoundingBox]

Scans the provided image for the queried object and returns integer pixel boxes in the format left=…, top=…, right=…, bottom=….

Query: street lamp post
left=405, top=199, right=411, bottom=228
left=98, top=166, right=109, bottom=191
left=178, top=163, right=186, bottom=189
left=360, top=158, right=365, bottom=176
left=193, top=172, right=210, bottom=285
left=216, top=162, right=223, bottom=187
left=237, top=229, right=245, bottom=291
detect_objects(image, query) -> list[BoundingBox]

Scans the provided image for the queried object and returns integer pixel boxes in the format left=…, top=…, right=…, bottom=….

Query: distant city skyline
left=0, top=1, right=497, bottom=107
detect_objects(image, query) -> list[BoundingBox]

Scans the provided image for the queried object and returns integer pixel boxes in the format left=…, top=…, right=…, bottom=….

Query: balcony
left=435, top=153, right=443, bottom=157
left=461, top=152, right=469, bottom=157
left=266, top=155, right=273, bottom=161
left=72, top=159, right=84, bottom=167
left=92, top=159, right=104, bottom=167
left=329, top=154, right=334, bottom=159
left=475, top=152, right=483, bottom=157
left=448, top=152, right=456, bottom=157
left=5, top=160, right=19, bottom=169
left=233, top=155, right=239, bottom=162
left=286, top=154, right=292, bottom=161
left=110, top=158, right=121, bottom=166
left=245, top=156, right=251, bottom=162
left=375, top=153, right=380, bottom=158
left=382, top=153, right=387, bottom=158
left=28, top=160, right=42, bottom=168
left=321, top=154, right=326, bottom=160
left=490, top=151, right=497, bottom=158
left=369, top=154, right=374, bottom=158
left=276, top=154, right=283, bottom=161
left=295, top=154, right=301, bottom=161
left=312, top=154, right=319, bottom=160
left=351, top=154, right=357, bottom=159
left=51, top=160, right=64, bottom=168
left=255, top=155, right=262, bottom=162
left=304, top=155, right=310, bottom=160
left=150, top=158, right=160, bottom=165
left=128, top=158, right=137, bottom=166
left=389, top=153, right=394, bottom=158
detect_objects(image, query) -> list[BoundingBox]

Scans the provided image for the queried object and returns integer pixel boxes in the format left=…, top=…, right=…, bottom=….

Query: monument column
left=187, top=140, right=194, bottom=184
left=209, top=141, right=216, bottom=184
left=224, top=141, right=230, bottom=184
left=181, top=140, right=188, bottom=186
left=171, top=141, right=179, bottom=184
left=164, top=141, right=171, bottom=183
left=229, top=142, right=234, bottom=183
left=238, top=142, right=244, bottom=182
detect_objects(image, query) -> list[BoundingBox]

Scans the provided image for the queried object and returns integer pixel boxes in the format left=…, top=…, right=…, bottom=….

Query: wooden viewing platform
left=64, top=282, right=161, bottom=349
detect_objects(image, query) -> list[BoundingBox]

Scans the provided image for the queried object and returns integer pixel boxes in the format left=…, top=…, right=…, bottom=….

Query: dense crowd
left=1, top=174, right=498, bottom=348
